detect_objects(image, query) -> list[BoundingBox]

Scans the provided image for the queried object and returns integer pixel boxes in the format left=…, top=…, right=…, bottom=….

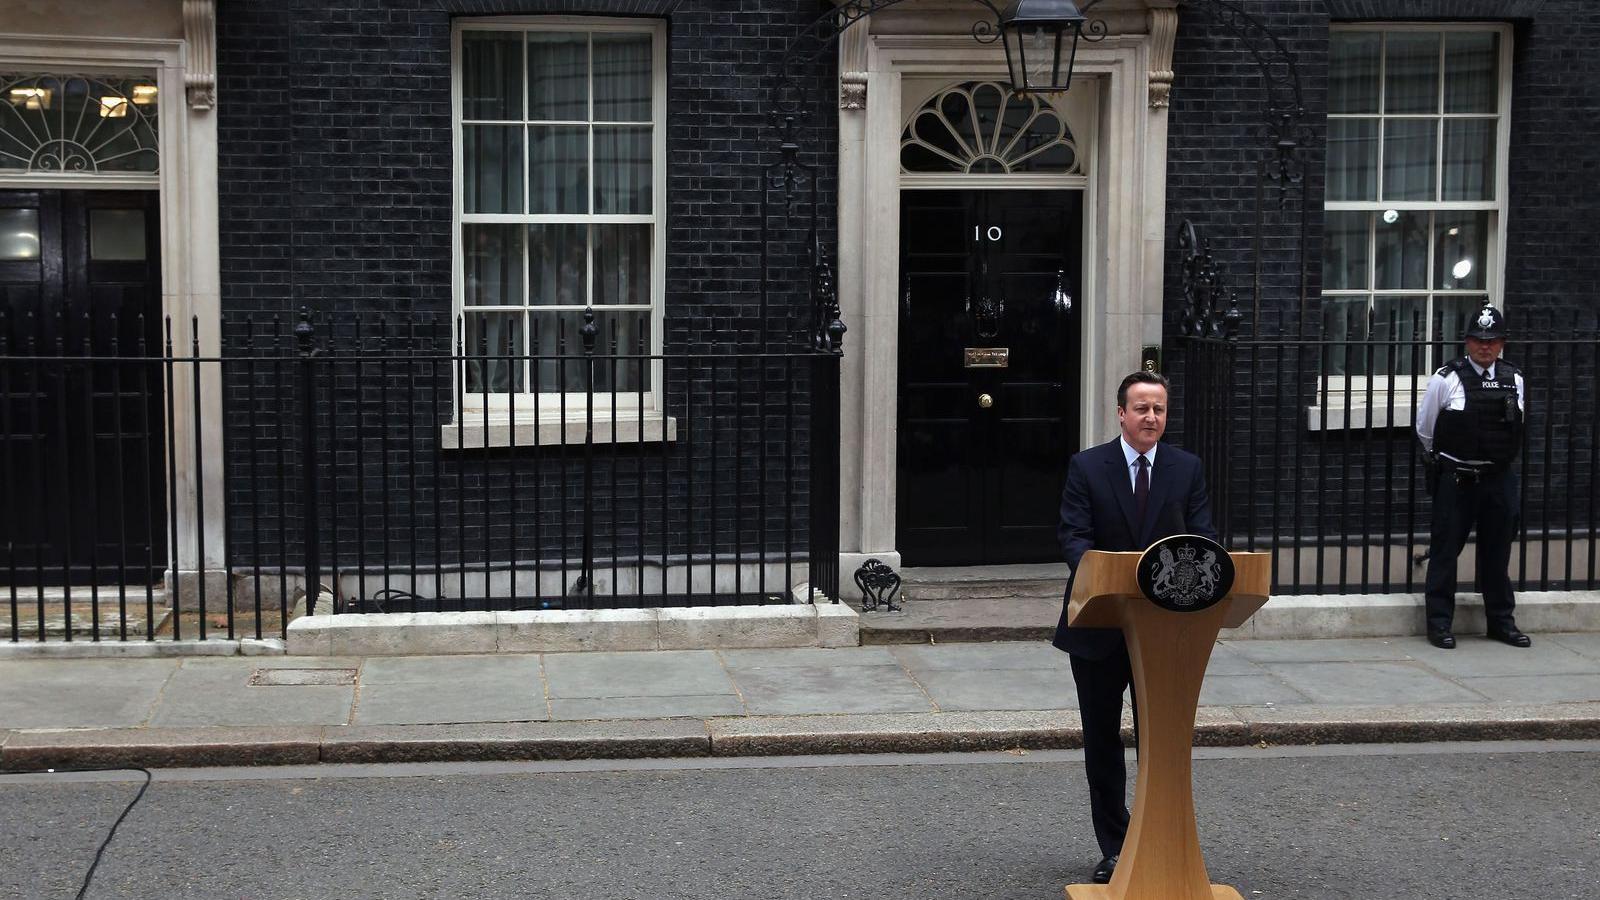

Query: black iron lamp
left=999, top=0, right=1095, bottom=95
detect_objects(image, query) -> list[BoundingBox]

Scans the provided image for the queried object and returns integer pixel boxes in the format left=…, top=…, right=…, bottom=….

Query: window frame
left=450, top=16, right=667, bottom=421
left=1313, top=22, right=1513, bottom=428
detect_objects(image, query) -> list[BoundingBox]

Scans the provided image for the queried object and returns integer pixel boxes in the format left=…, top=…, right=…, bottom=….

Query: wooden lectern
left=1063, top=546, right=1271, bottom=900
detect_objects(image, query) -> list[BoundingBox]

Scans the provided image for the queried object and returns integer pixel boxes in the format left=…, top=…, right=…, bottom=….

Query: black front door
left=897, top=189, right=1082, bottom=566
left=0, top=189, right=166, bottom=585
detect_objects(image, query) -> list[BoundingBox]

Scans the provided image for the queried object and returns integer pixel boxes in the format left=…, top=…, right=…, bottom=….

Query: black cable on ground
left=7, top=766, right=154, bottom=900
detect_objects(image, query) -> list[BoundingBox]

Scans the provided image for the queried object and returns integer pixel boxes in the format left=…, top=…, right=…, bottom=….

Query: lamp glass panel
left=0, top=209, right=40, bottom=259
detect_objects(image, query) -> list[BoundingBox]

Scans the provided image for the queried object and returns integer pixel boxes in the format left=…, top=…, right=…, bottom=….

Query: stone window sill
left=441, top=412, right=678, bottom=449
left=1306, top=397, right=1416, bottom=431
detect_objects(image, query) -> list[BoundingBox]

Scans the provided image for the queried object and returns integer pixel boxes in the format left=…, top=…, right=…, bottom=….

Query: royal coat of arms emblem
left=1137, top=535, right=1235, bottom=612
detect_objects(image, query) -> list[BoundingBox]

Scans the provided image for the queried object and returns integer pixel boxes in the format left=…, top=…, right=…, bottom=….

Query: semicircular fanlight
left=0, top=73, right=160, bottom=176
left=900, top=81, right=1081, bottom=176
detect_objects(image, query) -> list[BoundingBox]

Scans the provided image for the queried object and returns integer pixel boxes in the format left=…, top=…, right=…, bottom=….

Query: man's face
left=1118, top=383, right=1168, bottom=453
left=1466, top=336, right=1504, bottom=369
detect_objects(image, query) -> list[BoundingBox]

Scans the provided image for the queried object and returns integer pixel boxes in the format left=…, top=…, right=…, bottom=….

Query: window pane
left=464, top=311, right=524, bottom=393
left=1323, top=211, right=1370, bottom=291
left=594, top=125, right=651, bottom=214
left=593, top=33, right=651, bottom=122
left=1329, top=32, right=1380, bottom=114
left=1382, top=118, right=1437, bottom=201
left=1321, top=296, right=1370, bottom=377
left=1442, top=118, right=1495, bottom=201
left=1434, top=211, right=1490, bottom=291
left=528, top=125, right=588, bottom=214
left=463, top=224, right=525, bottom=307
left=1435, top=295, right=1487, bottom=346
left=1326, top=118, right=1378, bottom=201
left=1384, top=32, right=1440, bottom=114
left=528, top=32, right=587, bottom=121
left=1375, top=209, right=1428, bottom=290
left=530, top=310, right=651, bottom=391
left=1372, top=295, right=1427, bottom=376
left=461, top=31, right=522, bottom=120
left=594, top=224, right=650, bottom=307
left=90, top=209, right=146, bottom=260
left=528, top=223, right=586, bottom=306
left=1444, top=32, right=1498, bottom=114
left=0, top=209, right=39, bottom=259
left=463, top=125, right=524, bottom=214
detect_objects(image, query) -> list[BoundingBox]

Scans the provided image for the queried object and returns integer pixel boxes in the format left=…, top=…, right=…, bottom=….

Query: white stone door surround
left=0, top=3, right=225, bottom=593
left=834, top=4, right=1176, bottom=580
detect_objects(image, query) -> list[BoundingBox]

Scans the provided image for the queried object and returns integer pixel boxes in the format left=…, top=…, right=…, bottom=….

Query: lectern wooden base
left=1060, top=547, right=1270, bottom=900
left=1066, top=886, right=1242, bottom=900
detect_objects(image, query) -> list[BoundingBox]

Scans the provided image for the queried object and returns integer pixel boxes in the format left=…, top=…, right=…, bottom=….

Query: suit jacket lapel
left=1139, top=443, right=1178, bottom=545
left=1104, top=442, right=1141, bottom=541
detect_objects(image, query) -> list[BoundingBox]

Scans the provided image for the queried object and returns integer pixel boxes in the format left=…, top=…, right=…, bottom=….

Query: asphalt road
left=3, top=742, right=1597, bottom=900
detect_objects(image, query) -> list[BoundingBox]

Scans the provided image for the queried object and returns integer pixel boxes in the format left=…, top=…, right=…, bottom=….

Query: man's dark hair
left=1117, top=370, right=1170, bottom=408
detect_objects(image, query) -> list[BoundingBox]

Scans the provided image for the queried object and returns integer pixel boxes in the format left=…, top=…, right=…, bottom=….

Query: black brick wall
left=1165, top=0, right=1600, bottom=578
left=215, top=0, right=838, bottom=597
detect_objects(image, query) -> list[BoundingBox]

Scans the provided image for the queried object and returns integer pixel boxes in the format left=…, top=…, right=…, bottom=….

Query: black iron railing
left=1185, top=310, right=1600, bottom=595
left=2, top=311, right=843, bottom=642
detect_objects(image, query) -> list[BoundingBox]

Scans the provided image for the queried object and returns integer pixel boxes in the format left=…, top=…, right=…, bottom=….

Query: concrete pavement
left=5, top=634, right=1600, bottom=771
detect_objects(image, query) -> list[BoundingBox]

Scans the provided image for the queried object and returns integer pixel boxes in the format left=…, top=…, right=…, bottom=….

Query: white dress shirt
left=1119, top=437, right=1157, bottom=491
left=1414, top=358, right=1526, bottom=465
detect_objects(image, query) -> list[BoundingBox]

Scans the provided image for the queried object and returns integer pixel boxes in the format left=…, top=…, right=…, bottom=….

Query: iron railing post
left=296, top=308, right=321, bottom=615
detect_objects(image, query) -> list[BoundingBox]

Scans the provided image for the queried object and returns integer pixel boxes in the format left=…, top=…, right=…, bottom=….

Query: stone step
left=5, top=586, right=171, bottom=638
left=895, top=564, right=1069, bottom=602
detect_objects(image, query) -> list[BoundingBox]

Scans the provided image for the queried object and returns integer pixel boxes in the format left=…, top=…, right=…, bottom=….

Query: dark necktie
left=1135, top=455, right=1150, bottom=525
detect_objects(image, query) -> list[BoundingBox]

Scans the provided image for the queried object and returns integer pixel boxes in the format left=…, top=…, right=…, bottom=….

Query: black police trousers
left=1424, top=467, right=1519, bottom=633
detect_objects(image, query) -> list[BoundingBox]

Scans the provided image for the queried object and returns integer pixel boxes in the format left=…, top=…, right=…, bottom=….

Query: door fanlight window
left=0, top=74, right=160, bottom=175
left=900, top=81, right=1082, bottom=175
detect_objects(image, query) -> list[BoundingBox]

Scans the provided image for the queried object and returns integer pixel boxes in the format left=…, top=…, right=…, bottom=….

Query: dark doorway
left=0, top=189, right=166, bottom=586
left=897, top=189, right=1082, bottom=567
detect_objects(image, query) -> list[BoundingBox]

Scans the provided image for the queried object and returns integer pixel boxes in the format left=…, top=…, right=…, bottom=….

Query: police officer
left=1415, top=304, right=1530, bottom=650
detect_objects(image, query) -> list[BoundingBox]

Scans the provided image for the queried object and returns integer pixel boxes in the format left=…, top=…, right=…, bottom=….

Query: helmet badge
left=1477, top=309, right=1496, bottom=330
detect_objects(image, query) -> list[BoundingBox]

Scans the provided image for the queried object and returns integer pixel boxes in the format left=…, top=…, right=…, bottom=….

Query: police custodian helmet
left=1465, top=303, right=1508, bottom=340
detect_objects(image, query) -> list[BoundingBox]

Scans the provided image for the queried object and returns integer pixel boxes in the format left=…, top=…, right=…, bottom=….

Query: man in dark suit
left=1053, top=370, right=1217, bottom=884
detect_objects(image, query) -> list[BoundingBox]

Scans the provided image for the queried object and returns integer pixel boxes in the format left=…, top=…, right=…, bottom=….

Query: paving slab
left=1221, top=637, right=1420, bottom=664
left=358, top=654, right=541, bottom=685
left=0, top=725, right=322, bottom=771
left=911, top=667, right=1073, bottom=711
left=889, top=641, right=1071, bottom=671
left=0, top=658, right=177, bottom=728
left=541, top=650, right=736, bottom=699
left=1547, top=632, right=1600, bottom=659
left=1411, top=638, right=1600, bottom=678
left=729, top=664, right=933, bottom=716
left=1202, top=643, right=1269, bottom=676
left=717, top=646, right=899, bottom=668
left=1197, top=674, right=1309, bottom=707
left=148, top=658, right=355, bottom=727
left=355, top=680, right=549, bottom=725
left=1262, top=660, right=1488, bottom=705
left=1452, top=674, right=1600, bottom=703
left=318, top=720, right=709, bottom=763
left=549, top=695, right=744, bottom=721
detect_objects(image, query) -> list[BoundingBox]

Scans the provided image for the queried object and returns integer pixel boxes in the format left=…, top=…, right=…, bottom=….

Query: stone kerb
left=285, top=603, right=861, bottom=656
